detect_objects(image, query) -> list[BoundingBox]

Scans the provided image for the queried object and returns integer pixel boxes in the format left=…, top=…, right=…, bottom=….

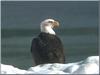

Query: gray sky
left=1, top=1, right=98, bottom=29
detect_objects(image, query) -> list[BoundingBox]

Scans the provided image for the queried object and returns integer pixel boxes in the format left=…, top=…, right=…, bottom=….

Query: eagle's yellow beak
left=52, top=21, right=59, bottom=28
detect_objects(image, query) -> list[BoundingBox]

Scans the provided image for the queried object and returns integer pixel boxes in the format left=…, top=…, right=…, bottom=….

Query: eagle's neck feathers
left=41, top=25, right=56, bottom=35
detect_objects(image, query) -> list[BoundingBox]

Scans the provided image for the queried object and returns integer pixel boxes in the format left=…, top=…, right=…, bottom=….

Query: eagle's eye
left=48, top=21, right=53, bottom=23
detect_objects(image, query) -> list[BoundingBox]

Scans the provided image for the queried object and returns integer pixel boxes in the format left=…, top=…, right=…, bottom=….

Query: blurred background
left=1, top=1, right=98, bottom=69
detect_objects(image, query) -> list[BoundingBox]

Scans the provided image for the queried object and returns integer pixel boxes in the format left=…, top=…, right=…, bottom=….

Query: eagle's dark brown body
left=31, top=32, right=65, bottom=66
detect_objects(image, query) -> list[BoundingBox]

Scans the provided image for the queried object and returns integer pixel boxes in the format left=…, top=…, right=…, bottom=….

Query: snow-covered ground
left=1, top=56, right=99, bottom=74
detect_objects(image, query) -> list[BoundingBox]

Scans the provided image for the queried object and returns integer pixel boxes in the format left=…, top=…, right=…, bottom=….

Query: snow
left=1, top=56, right=99, bottom=74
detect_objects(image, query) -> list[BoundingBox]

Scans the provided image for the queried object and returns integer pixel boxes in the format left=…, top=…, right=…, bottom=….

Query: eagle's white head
left=40, top=19, right=59, bottom=35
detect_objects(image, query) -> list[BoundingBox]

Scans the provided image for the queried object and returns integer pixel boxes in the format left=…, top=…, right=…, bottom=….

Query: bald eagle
left=31, top=19, right=65, bottom=66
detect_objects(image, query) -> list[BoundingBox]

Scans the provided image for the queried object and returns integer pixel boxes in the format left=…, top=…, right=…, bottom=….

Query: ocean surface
left=1, top=1, right=98, bottom=69
left=1, top=28, right=98, bottom=69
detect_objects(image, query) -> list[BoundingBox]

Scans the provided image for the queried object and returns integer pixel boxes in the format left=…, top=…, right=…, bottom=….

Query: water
left=1, top=28, right=98, bottom=69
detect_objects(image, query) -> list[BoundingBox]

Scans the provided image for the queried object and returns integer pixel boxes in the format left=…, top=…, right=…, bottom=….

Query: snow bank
left=1, top=56, right=99, bottom=74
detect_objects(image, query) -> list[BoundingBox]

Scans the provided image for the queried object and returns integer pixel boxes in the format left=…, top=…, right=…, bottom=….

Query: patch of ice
left=1, top=56, right=99, bottom=74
